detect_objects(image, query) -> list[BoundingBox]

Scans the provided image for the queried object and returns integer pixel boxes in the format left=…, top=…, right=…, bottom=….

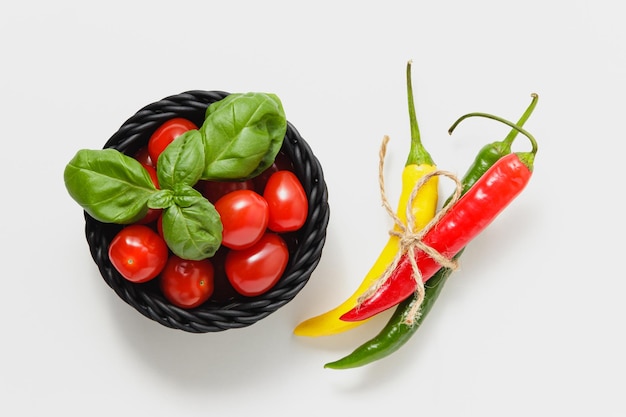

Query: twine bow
left=357, top=135, right=464, bottom=324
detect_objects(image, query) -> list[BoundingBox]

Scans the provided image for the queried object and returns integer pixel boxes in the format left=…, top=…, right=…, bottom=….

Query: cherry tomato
left=263, top=170, right=308, bottom=232
left=214, top=190, right=269, bottom=250
left=108, top=224, right=169, bottom=283
left=148, top=118, right=197, bottom=166
left=160, top=256, right=215, bottom=309
left=225, top=233, right=289, bottom=297
left=133, top=146, right=153, bottom=167
left=136, top=164, right=161, bottom=225
left=253, top=151, right=294, bottom=194
left=207, top=246, right=240, bottom=302
left=198, top=179, right=255, bottom=204
left=156, top=213, right=164, bottom=237
left=273, top=150, right=295, bottom=171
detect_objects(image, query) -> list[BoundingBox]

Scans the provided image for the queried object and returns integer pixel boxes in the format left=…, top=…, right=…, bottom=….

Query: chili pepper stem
left=516, top=151, right=535, bottom=170
left=501, top=93, right=538, bottom=148
left=405, top=60, right=434, bottom=167
left=448, top=112, right=538, bottom=157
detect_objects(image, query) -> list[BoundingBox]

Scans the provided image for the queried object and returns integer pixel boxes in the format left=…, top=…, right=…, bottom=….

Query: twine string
left=357, top=135, right=463, bottom=324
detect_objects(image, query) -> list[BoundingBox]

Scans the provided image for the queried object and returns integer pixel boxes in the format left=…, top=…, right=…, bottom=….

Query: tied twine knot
left=357, top=135, right=464, bottom=325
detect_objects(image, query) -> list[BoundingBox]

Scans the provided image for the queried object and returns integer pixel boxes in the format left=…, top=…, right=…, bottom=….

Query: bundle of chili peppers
left=294, top=61, right=540, bottom=370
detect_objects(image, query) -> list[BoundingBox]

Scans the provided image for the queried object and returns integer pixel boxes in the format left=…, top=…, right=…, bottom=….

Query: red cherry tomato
left=148, top=118, right=197, bottom=166
left=198, top=179, right=255, bottom=204
left=207, top=246, right=240, bottom=302
left=156, top=213, right=164, bottom=237
left=225, top=233, right=289, bottom=297
left=133, top=146, right=153, bottom=167
left=108, top=224, right=169, bottom=283
left=214, top=190, right=269, bottom=250
left=253, top=151, right=294, bottom=194
left=273, top=150, right=295, bottom=171
left=160, top=256, right=215, bottom=309
left=137, top=164, right=162, bottom=225
left=142, top=163, right=159, bottom=187
left=263, top=170, right=308, bottom=232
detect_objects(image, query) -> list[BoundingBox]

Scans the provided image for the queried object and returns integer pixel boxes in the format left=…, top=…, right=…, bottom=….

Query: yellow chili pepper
left=294, top=61, right=439, bottom=337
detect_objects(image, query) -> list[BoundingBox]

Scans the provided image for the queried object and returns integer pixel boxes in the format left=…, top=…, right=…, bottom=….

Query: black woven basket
left=84, top=90, right=329, bottom=333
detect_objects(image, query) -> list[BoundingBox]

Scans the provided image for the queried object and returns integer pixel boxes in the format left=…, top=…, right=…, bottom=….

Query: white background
left=2, top=1, right=625, bottom=415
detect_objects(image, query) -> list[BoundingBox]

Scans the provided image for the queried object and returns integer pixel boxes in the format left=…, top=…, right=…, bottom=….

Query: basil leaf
left=64, top=149, right=157, bottom=223
left=157, top=129, right=204, bottom=189
left=161, top=195, right=223, bottom=260
left=201, top=92, right=287, bottom=180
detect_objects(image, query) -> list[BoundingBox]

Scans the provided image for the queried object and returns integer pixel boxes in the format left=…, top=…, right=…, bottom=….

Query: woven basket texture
left=84, top=90, right=329, bottom=333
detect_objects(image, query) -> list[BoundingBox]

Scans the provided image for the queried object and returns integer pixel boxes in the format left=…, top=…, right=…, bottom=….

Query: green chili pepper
left=324, top=253, right=459, bottom=370
left=324, top=93, right=539, bottom=370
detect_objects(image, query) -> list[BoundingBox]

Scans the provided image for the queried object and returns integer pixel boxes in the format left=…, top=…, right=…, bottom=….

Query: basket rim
left=84, top=90, right=329, bottom=333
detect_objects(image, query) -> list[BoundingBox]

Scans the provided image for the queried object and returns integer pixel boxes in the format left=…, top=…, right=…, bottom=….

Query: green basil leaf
left=157, top=129, right=204, bottom=189
left=201, top=92, right=287, bottom=180
left=64, top=149, right=157, bottom=223
left=161, top=197, right=223, bottom=260
left=148, top=189, right=174, bottom=209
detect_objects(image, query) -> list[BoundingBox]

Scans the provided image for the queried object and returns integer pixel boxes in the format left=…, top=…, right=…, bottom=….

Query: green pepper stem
left=516, top=151, right=536, bottom=172
left=448, top=112, right=538, bottom=155
left=502, top=93, right=539, bottom=147
left=405, top=60, right=434, bottom=166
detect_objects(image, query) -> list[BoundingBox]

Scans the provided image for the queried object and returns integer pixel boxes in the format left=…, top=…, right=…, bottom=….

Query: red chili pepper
left=340, top=114, right=537, bottom=322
